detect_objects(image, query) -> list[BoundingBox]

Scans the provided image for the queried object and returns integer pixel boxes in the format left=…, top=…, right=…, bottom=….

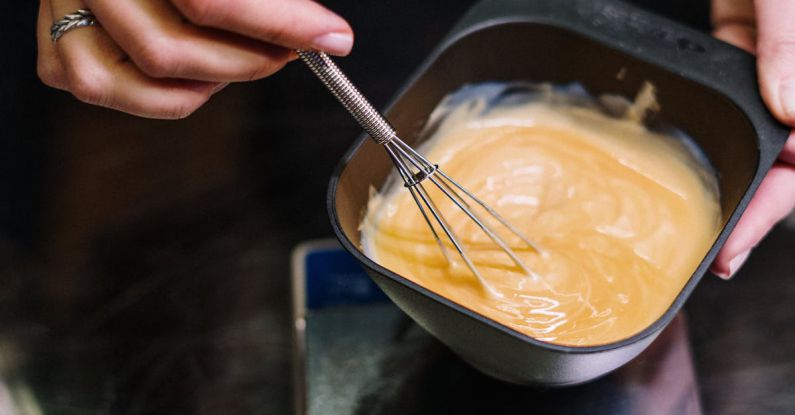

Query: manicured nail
left=721, top=249, right=751, bottom=280
left=781, top=80, right=795, bottom=120
left=312, top=32, right=353, bottom=56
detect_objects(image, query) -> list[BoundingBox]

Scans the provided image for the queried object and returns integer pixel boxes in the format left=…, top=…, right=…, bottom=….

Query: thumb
left=756, top=0, right=795, bottom=125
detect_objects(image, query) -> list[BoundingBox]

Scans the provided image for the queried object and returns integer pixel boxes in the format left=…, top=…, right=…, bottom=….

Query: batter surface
left=361, top=84, right=721, bottom=346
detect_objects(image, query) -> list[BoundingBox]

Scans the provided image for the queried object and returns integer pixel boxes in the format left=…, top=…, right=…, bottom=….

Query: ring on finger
left=51, top=9, right=99, bottom=42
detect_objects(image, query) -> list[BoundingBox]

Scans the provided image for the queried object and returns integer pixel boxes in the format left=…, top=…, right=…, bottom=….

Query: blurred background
left=2, top=1, right=794, bottom=414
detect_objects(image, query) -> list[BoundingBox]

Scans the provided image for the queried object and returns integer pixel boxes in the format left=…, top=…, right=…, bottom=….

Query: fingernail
left=781, top=80, right=795, bottom=120
left=211, top=82, right=229, bottom=95
left=311, top=32, right=353, bottom=56
left=721, top=249, right=751, bottom=280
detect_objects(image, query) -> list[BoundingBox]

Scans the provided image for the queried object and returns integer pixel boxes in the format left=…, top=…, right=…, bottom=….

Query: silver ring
left=50, top=9, right=99, bottom=42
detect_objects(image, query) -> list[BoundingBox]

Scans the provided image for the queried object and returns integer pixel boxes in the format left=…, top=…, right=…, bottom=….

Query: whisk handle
left=297, top=50, right=396, bottom=145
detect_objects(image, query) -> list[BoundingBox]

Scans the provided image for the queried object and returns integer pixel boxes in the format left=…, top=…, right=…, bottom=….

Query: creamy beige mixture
left=361, top=87, right=721, bottom=346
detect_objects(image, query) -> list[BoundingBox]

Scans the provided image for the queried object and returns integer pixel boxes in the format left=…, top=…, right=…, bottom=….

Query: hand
left=36, top=0, right=353, bottom=119
left=710, top=0, right=795, bottom=278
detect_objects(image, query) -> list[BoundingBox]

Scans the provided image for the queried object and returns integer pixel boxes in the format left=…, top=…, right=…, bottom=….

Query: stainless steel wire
left=298, top=49, right=541, bottom=297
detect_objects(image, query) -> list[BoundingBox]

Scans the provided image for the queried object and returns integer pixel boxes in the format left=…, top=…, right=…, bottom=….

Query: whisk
left=298, top=50, right=541, bottom=297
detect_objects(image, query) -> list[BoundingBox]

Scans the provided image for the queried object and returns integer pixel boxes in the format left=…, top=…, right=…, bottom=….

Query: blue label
left=305, top=247, right=388, bottom=310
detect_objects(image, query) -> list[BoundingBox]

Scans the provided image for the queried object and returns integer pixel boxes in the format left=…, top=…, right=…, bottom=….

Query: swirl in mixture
left=361, top=85, right=720, bottom=346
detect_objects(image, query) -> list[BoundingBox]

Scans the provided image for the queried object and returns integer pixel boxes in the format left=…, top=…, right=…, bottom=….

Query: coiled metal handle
left=297, top=50, right=396, bottom=145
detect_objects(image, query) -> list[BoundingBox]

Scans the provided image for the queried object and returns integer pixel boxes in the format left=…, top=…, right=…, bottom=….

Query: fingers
left=713, top=24, right=756, bottom=53
left=755, top=0, right=795, bottom=125
left=38, top=0, right=349, bottom=118
left=37, top=0, right=68, bottom=90
left=779, top=131, right=795, bottom=165
left=710, top=0, right=756, bottom=52
left=710, top=0, right=795, bottom=280
left=84, top=0, right=295, bottom=82
left=711, top=157, right=795, bottom=278
left=170, top=0, right=354, bottom=56
left=46, top=0, right=219, bottom=118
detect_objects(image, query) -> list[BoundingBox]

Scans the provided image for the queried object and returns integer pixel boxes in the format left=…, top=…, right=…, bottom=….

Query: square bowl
left=327, top=0, right=790, bottom=385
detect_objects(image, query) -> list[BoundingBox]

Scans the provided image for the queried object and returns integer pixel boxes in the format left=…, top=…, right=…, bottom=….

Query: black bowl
left=327, top=0, right=790, bottom=385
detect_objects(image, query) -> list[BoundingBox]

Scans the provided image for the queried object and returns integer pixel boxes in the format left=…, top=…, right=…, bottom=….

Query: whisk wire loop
left=385, top=146, right=452, bottom=264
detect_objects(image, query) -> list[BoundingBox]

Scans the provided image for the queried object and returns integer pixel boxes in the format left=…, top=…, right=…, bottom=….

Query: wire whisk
left=298, top=50, right=541, bottom=298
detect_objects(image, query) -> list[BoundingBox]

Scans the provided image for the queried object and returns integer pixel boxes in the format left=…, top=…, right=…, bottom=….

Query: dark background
left=8, top=1, right=793, bottom=414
